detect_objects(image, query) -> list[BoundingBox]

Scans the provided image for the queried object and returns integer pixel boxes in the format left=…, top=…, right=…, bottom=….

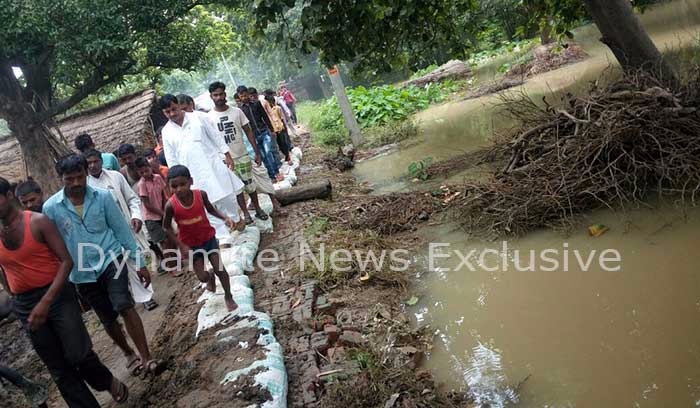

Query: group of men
left=0, top=80, right=299, bottom=406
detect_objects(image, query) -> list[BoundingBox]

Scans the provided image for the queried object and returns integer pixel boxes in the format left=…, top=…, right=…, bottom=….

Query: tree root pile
left=457, top=71, right=700, bottom=237
left=426, top=149, right=493, bottom=179
left=507, top=41, right=588, bottom=79
left=327, top=193, right=444, bottom=235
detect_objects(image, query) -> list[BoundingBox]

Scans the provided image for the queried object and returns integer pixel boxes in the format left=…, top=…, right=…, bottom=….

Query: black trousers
left=13, top=284, right=113, bottom=408
left=276, top=129, right=291, bottom=158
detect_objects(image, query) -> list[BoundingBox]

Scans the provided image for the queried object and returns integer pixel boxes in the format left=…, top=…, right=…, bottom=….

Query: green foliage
left=467, top=38, right=537, bottom=65
left=349, top=85, right=430, bottom=127
left=407, top=157, right=433, bottom=181
left=363, top=120, right=419, bottom=148
left=0, top=1, right=241, bottom=123
left=300, top=82, right=456, bottom=147
left=254, top=0, right=480, bottom=75
left=410, top=64, right=440, bottom=80
left=305, top=216, right=330, bottom=237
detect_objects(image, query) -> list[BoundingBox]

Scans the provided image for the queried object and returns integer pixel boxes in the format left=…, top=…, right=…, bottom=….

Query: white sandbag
left=192, top=148, right=302, bottom=408
left=252, top=162, right=276, bottom=195
left=291, top=147, right=302, bottom=162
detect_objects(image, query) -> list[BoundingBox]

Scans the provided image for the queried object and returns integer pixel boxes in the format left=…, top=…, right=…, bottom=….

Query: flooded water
left=353, top=0, right=700, bottom=193
left=350, top=0, right=700, bottom=405
left=415, top=205, right=700, bottom=407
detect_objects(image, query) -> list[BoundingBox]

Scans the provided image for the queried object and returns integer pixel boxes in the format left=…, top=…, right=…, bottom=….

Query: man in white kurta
left=160, top=95, right=244, bottom=240
left=84, top=150, right=155, bottom=304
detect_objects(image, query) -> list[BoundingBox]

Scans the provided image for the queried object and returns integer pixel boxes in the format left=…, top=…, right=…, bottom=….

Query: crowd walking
left=0, top=79, right=300, bottom=406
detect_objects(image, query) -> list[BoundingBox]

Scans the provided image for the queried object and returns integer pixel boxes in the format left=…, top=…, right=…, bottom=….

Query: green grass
left=305, top=216, right=330, bottom=237
left=363, top=119, right=419, bottom=148
left=298, top=81, right=460, bottom=148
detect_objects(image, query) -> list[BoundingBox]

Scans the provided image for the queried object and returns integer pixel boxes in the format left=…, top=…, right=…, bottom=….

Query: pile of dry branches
left=326, top=193, right=444, bottom=235
left=457, top=71, right=700, bottom=237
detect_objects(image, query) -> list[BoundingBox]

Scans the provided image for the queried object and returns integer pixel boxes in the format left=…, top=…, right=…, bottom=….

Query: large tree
left=0, top=0, right=237, bottom=191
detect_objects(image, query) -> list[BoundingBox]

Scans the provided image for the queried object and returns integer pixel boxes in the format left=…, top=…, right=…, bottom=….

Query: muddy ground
left=1, top=127, right=472, bottom=407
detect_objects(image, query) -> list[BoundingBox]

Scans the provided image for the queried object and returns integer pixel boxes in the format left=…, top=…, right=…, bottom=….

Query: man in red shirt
left=0, top=177, right=128, bottom=406
left=278, top=84, right=298, bottom=124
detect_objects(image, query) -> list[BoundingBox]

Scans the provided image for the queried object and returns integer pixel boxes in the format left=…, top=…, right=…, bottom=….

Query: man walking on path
left=278, top=83, right=298, bottom=124
left=43, top=154, right=163, bottom=378
left=84, top=149, right=158, bottom=310
left=0, top=176, right=128, bottom=407
left=237, top=85, right=283, bottom=182
left=208, top=81, right=269, bottom=225
left=159, top=94, right=244, bottom=240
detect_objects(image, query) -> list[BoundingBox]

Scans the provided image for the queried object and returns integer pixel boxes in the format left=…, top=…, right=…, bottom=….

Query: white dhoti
left=209, top=193, right=241, bottom=240
left=126, top=258, right=154, bottom=303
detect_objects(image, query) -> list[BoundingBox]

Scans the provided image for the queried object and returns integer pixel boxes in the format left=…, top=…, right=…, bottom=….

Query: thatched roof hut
left=0, top=136, right=26, bottom=182
left=0, top=89, right=165, bottom=183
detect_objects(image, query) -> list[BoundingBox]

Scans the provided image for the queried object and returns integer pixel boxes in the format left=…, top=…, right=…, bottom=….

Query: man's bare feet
left=225, top=295, right=238, bottom=312
left=235, top=219, right=246, bottom=232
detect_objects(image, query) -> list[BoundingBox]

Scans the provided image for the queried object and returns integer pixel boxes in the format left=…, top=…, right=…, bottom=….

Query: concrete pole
left=221, top=53, right=237, bottom=89
left=327, top=65, right=363, bottom=146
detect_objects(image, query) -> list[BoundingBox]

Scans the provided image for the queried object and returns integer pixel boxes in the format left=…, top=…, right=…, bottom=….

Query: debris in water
left=588, top=224, right=609, bottom=237
left=405, top=296, right=420, bottom=306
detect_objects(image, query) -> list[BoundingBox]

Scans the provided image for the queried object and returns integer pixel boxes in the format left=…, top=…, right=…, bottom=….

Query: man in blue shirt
left=44, top=154, right=162, bottom=376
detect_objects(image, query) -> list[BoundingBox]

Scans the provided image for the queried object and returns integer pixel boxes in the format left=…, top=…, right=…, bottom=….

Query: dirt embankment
left=1, top=127, right=471, bottom=408
left=249, top=129, right=473, bottom=407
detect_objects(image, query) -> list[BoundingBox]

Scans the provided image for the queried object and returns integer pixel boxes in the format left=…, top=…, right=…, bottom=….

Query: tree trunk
left=7, top=114, right=71, bottom=194
left=539, top=23, right=552, bottom=45
left=583, top=0, right=678, bottom=87
left=275, top=180, right=332, bottom=206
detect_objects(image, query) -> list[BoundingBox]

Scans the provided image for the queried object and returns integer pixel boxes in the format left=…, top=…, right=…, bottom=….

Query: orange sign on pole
left=327, top=65, right=339, bottom=75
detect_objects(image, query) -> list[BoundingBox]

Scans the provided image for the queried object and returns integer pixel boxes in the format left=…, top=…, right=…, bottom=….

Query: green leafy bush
left=410, top=64, right=439, bottom=79
left=364, top=120, right=419, bottom=148
left=407, top=157, right=433, bottom=181
left=299, top=82, right=457, bottom=147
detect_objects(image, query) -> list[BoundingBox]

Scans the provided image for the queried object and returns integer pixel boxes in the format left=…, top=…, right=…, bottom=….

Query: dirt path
left=2, top=127, right=472, bottom=408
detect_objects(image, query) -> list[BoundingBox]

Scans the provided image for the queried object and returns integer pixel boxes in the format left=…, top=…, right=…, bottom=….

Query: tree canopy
left=252, top=0, right=664, bottom=75
left=0, top=0, right=237, bottom=122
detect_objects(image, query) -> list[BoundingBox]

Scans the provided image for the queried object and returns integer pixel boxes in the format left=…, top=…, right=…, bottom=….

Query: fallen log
left=276, top=180, right=332, bottom=206
left=403, top=60, right=472, bottom=88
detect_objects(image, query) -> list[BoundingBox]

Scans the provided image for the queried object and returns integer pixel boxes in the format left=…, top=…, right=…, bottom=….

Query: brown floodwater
left=352, top=1, right=700, bottom=405
left=353, top=0, right=700, bottom=194
left=415, top=204, right=700, bottom=407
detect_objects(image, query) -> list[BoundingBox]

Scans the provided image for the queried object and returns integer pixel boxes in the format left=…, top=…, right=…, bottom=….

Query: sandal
left=143, top=300, right=159, bottom=311
left=126, top=355, right=142, bottom=376
left=143, top=359, right=166, bottom=377
left=111, top=378, right=129, bottom=404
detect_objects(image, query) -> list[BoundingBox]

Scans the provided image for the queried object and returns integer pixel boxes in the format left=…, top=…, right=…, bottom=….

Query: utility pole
left=221, top=53, right=237, bottom=89
left=327, top=65, right=363, bottom=146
